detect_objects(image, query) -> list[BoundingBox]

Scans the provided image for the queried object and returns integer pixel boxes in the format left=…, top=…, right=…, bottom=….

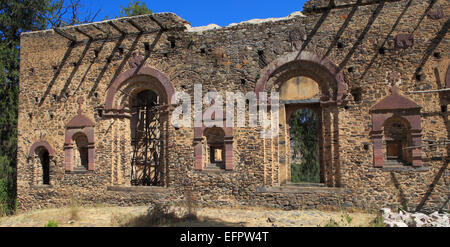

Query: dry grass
left=69, top=197, right=79, bottom=221
left=122, top=204, right=242, bottom=227
left=0, top=205, right=379, bottom=227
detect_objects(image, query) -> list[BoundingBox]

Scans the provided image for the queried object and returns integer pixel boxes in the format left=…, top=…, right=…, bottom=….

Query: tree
left=0, top=0, right=100, bottom=215
left=120, top=0, right=152, bottom=17
left=44, top=0, right=100, bottom=27
left=0, top=0, right=51, bottom=215
left=289, top=109, right=320, bottom=183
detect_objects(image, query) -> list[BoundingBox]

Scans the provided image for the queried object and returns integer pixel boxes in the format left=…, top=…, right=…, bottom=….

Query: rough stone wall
left=17, top=0, right=449, bottom=213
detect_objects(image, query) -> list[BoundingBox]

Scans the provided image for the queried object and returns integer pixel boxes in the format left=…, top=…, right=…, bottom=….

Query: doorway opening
left=130, top=90, right=162, bottom=186
left=289, top=108, right=321, bottom=183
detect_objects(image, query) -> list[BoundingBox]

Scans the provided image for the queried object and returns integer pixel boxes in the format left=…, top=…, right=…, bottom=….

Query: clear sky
left=79, top=0, right=307, bottom=27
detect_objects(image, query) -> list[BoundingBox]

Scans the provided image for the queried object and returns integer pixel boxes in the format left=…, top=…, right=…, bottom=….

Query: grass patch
left=324, top=218, right=340, bottom=227
left=368, top=215, right=386, bottom=227
left=44, top=220, right=58, bottom=227
left=122, top=203, right=198, bottom=227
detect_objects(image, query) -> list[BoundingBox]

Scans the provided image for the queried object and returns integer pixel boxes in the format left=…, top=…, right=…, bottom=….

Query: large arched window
left=104, top=65, right=175, bottom=187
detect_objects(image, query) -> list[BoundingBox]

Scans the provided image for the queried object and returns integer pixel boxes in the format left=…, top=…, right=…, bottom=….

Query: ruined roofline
left=185, top=11, right=306, bottom=33
left=20, top=11, right=306, bottom=37
left=20, top=12, right=184, bottom=36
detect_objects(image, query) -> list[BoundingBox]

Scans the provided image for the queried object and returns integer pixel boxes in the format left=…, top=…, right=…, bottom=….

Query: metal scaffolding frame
left=130, top=102, right=162, bottom=186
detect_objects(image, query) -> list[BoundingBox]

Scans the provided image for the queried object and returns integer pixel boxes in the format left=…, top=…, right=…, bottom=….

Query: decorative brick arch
left=29, top=140, right=55, bottom=185
left=193, top=124, right=233, bottom=171
left=64, top=106, right=95, bottom=171
left=255, top=51, right=348, bottom=104
left=104, top=66, right=175, bottom=113
left=29, top=141, right=55, bottom=158
left=370, top=87, right=422, bottom=167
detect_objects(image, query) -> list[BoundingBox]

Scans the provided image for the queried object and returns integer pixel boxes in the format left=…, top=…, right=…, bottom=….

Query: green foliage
left=342, top=212, right=352, bottom=224
left=324, top=218, right=340, bottom=227
left=44, top=220, right=58, bottom=227
left=289, top=109, right=320, bottom=183
left=120, top=0, right=152, bottom=17
left=369, top=215, right=386, bottom=227
left=0, top=0, right=101, bottom=215
left=0, top=177, right=9, bottom=216
left=0, top=0, right=54, bottom=216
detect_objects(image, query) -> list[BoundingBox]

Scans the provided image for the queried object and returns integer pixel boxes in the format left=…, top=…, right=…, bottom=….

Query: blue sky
left=79, top=0, right=307, bottom=27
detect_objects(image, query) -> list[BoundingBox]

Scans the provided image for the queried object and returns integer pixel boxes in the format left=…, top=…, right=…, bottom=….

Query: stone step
left=384, top=159, right=408, bottom=166
left=205, top=163, right=225, bottom=170
left=285, top=182, right=325, bottom=188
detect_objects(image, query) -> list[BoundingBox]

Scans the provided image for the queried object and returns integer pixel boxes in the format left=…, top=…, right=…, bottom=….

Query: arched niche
left=64, top=113, right=95, bottom=172
left=370, top=87, right=422, bottom=167
left=29, top=141, right=55, bottom=185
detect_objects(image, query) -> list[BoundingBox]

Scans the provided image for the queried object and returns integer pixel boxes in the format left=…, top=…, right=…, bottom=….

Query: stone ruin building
left=17, top=0, right=449, bottom=212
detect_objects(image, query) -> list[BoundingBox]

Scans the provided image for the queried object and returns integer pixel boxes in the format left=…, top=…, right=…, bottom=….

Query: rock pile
left=381, top=208, right=450, bottom=227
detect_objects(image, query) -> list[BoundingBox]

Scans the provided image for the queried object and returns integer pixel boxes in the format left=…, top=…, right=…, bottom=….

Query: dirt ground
left=0, top=205, right=379, bottom=227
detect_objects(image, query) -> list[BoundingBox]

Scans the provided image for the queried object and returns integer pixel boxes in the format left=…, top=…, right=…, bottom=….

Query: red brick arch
left=64, top=113, right=96, bottom=171
left=29, top=141, right=55, bottom=157
left=255, top=51, right=348, bottom=104
left=104, top=66, right=175, bottom=111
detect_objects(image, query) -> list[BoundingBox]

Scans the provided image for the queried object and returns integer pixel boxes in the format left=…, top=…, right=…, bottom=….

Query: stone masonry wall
left=17, top=0, right=449, bottom=213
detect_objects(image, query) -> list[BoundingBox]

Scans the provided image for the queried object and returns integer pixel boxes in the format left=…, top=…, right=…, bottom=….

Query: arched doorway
left=104, top=66, right=175, bottom=187
left=283, top=76, right=324, bottom=184
left=289, top=108, right=321, bottom=183
left=256, top=51, right=346, bottom=187
left=130, top=90, right=162, bottom=186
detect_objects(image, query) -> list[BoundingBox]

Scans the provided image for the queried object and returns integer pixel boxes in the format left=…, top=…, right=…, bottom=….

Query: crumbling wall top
left=303, top=0, right=404, bottom=13
left=20, top=12, right=189, bottom=40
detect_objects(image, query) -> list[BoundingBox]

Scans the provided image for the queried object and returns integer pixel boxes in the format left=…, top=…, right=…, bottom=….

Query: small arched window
left=370, top=86, right=422, bottom=167
left=37, top=148, right=50, bottom=185
left=64, top=100, right=95, bottom=172
left=73, top=133, right=89, bottom=170
left=384, top=119, right=411, bottom=165
left=204, top=127, right=225, bottom=169
left=29, top=141, right=55, bottom=185
left=194, top=125, right=234, bottom=171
